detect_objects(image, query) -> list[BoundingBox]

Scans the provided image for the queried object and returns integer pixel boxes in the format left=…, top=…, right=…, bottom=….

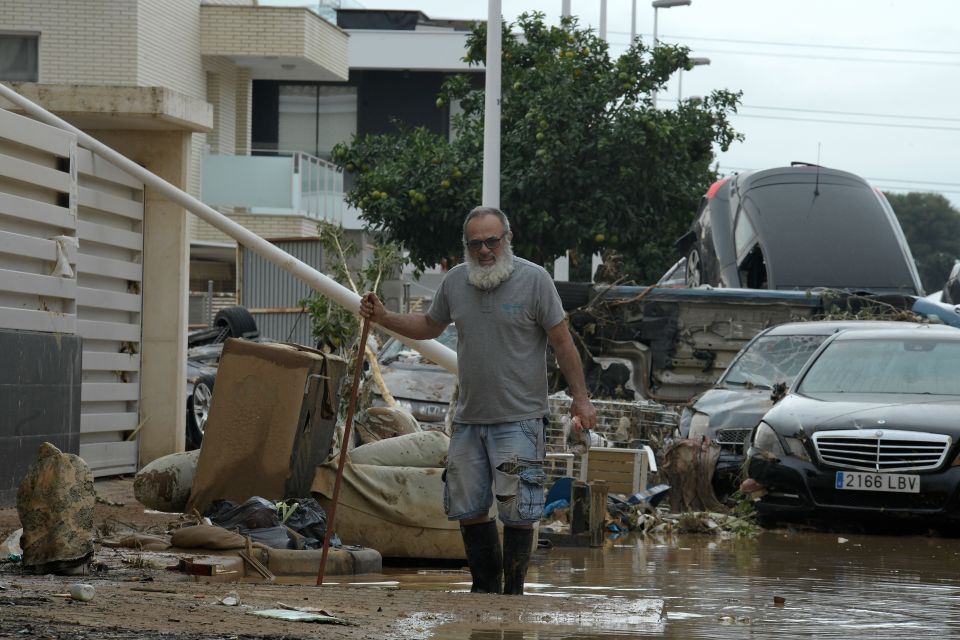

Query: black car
left=675, top=164, right=924, bottom=295
left=679, top=320, right=927, bottom=492
left=744, top=325, right=960, bottom=524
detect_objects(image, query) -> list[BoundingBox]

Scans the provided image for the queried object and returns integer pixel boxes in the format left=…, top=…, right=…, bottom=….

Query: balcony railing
left=201, top=149, right=345, bottom=222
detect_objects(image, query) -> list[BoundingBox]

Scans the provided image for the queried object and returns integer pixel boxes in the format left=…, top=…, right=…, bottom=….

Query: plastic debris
left=251, top=608, right=348, bottom=624
left=69, top=584, right=95, bottom=602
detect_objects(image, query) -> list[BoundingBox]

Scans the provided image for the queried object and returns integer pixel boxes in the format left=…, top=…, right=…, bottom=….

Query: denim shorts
left=443, top=418, right=547, bottom=526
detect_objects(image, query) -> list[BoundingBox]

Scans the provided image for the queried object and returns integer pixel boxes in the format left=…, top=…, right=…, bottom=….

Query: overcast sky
left=334, top=0, right=960, bottom=207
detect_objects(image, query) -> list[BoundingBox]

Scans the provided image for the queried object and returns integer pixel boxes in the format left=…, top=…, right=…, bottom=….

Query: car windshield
left=722, top=334, right=826, bottom=389
left=799, top=337, right=960, bottom=395
left=379, top=325, right=458, bottom=365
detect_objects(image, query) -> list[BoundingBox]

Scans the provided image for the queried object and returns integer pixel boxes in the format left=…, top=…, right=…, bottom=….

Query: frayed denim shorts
left=443, top=418, right=547, bottom=526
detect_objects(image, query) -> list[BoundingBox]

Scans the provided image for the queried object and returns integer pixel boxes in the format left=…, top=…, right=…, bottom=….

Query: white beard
left=465, top=243, right=515, bottom=290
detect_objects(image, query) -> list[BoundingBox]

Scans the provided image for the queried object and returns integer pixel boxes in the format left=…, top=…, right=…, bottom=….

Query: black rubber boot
left=502, top=526, right=534, bottom=595
left=460, top=521, right=503, bottom=594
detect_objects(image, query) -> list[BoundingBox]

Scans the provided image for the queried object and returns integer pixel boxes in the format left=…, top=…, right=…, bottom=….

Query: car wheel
left=686, top=246, right=703, bottom=287
left=186, top=375, right=215, bottom=450
left=214, top=306, right=259, bottom=339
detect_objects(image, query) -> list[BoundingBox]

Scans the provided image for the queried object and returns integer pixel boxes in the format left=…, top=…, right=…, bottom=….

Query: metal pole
left=0, top=82, right=458, bottom=373
left=651, top=7, right=659, bottom=108
left=631, top=0, right=637, bottom=44
left=482, top=0, right=502, bottom=208
left=207, top=279, right=214, bottom=326
left=562, top=0, right=571, bottom=18
left=600, top=0, right=607, bottom=41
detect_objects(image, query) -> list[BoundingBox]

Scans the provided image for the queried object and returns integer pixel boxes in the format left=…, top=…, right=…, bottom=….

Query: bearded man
left=360, top=206, right=596, bottom=595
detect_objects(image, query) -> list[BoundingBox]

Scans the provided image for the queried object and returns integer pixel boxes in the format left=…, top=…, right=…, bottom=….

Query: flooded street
left=345, top=530, right=960, bottom=639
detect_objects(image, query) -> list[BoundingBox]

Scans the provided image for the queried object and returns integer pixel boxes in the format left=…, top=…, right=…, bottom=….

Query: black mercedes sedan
left=743, top=325, right=960, bottom=524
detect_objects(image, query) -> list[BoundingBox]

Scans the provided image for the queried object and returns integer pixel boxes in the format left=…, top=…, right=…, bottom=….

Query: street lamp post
left=651, top=0, right=691, bottom=109
left=678, top=56, right=710, bottom=101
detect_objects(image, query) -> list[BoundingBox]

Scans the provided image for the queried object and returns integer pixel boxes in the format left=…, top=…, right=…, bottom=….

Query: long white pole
left=482, top=0, right=502, bottom=208
left=0, top=82, right=458, bottom=373
left=600, top=0, right=607, bottom=40
left=651, top=7, right=659, bottom=108
left=631, top=0, right=637, bottom=43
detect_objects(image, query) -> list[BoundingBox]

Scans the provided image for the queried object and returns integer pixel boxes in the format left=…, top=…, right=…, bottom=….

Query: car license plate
left=835, top=471, right=919, bottom=493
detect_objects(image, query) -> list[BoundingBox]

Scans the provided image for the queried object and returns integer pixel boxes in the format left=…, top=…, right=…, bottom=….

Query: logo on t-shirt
left=501, top=303, right=525, bottom=315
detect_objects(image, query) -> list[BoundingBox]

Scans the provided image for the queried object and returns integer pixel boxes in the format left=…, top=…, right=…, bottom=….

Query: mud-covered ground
left=0, top=478, right=649, bottom=640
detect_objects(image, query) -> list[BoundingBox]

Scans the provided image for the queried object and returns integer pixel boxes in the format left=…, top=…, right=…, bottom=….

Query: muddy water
left=343, top=531, right=960, bottom=639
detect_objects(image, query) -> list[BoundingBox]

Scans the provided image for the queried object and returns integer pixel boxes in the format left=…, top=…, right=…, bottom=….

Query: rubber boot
left=460, top=521, right=502, bottom=594
left=502, top=526, right=534, bottom=595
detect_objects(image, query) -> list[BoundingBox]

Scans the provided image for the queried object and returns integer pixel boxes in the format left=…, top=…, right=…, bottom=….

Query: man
left=360, top=206, right=596, bottom=595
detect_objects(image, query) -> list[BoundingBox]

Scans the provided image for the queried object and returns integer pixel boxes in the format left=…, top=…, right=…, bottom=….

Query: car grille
left=812, top=429, right=951, bottom=472
left=716, top=428, right=751, bottom=454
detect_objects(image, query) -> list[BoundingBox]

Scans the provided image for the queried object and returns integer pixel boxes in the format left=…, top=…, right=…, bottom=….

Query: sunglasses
left=466, top=234, right=505, bottom=252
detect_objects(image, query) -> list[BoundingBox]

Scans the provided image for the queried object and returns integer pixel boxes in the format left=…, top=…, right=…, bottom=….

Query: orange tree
left=333, top=12, right=742, bottom=282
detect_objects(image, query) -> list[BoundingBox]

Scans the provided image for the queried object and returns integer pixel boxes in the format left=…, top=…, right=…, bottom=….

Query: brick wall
left=136, top=0, right=206, bottom=100
left=1, top=0, right=139, bottom=85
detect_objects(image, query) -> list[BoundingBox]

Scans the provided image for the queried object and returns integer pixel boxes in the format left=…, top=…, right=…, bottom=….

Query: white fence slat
left=81, top=351, right=140, bottom=371
left=0, top=306, right=75, bottom=332
left=76, top=286, right=141, bottom=313
left=0, top=151, right=71, bottom=192
left=78, top=220, right=142, bottom=251
left=82, top=382, right=140, bottom=402
left=0, top=229, right=63, bottom=262
left=79, top=441, right=139, bottom=477
left=75, top=148, right=144, bottom=190
left=76, top=319, right=141, bottom=342
left=78, top=186, right=143, bottom=221
left=0, top=269, right=76, bottom=299
left=0, top=191, right=76, bottom=230
left=76, top=253, right=142, bottom=282
left=0, top=107, right=74, bottom=157
left=80, top=412, right=139, bottom=433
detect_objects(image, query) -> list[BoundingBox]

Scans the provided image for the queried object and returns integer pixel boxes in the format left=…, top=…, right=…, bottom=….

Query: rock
left=16, top=442, right=95, bottom=574
left=133, top=449, right=201, bottom=513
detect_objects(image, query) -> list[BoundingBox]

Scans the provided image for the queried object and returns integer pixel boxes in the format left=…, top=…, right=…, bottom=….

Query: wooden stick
left=316, top=315, right=371, bottom=586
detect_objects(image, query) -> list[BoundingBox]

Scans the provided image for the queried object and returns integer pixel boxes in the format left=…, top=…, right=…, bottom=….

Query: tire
left=186, top=374, right=215, bottom=450
left=214, top=306, right=259, bottom=339
left=685, top=246, right=703, bottom=288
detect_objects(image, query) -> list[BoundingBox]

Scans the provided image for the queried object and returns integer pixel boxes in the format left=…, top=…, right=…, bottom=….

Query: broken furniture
left=579, top=445, right=658, bottom=496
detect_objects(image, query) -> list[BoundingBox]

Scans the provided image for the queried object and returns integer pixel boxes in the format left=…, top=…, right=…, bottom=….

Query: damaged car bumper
left=744, top=449, right=960, bottom=522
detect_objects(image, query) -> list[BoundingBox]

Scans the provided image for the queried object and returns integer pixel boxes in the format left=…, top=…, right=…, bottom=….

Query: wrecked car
left=675, top=163, right=924, bottom=295
left=679, top=320, right=933, bottom=492
left=743, top=324, right=960, bottom=525
left=186, top=343, right=219, bottom=450
left=185, top=306, right=261, bottom=450
left=370, top=324, right=458, bottom=430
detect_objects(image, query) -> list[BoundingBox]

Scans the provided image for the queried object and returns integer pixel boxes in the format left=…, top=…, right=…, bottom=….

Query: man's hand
left=571, top=395, right=597, bottom=432
left=359, top=292, right=387, bottom=324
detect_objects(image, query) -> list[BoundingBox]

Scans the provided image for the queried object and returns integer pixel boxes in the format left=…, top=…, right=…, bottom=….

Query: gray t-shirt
left=427, top=256, right=566, bottom=424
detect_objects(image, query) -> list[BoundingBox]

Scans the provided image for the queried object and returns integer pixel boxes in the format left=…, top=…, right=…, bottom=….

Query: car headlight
left=752, top=422, right=785, bottom=457
left=689, top=412, right=710, bottom=440
left=783, top=436, right=810, bottom=461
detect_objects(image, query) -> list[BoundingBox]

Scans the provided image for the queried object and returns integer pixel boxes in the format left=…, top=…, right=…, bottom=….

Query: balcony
left=201, top=150, right=346, bottom=222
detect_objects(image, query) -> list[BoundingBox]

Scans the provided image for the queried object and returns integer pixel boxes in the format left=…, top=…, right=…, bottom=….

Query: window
left=0, top=33, right=39, bottom=82
left=277, top=84, right=357, bottom=160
